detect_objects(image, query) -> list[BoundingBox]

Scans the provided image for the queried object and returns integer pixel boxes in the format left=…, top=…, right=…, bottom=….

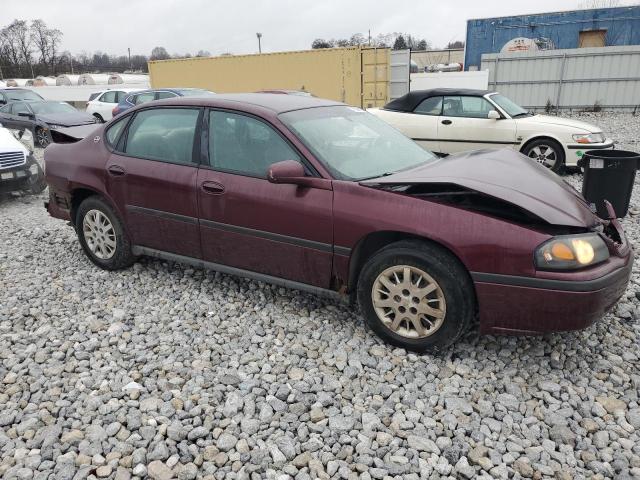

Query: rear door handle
left=441, top=119, right=452, bottom=125
left=201, top=181, right=225, bottom=194
left=107, top=165, right=125, bottom=176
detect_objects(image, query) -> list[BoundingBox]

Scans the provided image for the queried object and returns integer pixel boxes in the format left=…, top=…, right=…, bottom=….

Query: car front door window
left=443, top=96, right=493, bottom=119
left=208, top=110, right=303, bottom=178
left=101, top=91, right=117, bottom=103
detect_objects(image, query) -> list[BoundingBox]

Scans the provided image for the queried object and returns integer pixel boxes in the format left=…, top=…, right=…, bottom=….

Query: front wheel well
left=520, top=136, right=564, bottom=155
left=347, top=231, right=471, bottom=295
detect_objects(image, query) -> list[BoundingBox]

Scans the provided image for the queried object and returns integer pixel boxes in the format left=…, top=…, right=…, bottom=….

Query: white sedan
left=369, top=88, right=614, bottom=173
left=85, top=88, right=142, bottom=122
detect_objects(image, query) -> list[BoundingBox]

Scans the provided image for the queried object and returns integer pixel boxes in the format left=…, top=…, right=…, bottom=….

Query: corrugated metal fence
left=481, top=45, right=640, bottom=112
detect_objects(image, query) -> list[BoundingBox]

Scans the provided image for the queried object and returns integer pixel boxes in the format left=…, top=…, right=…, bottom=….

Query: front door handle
left=441, top=119, right=452, bottom=125
left=107, top=165, right=126, bottom=176
left=201, top=181, right=225, bottom=194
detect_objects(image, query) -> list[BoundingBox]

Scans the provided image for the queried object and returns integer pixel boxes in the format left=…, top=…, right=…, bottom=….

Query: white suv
left=86, top=88, right=142, bottom=122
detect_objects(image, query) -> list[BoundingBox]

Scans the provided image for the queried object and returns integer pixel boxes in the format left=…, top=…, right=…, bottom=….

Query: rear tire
left=522, top=138, right=565, bottom=174
left=357, top=240, right=474, bottom=353
left=76, top=196, right=136, bottom=270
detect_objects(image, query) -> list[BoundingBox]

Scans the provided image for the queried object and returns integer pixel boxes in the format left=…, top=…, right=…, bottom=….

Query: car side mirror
left=268, top=160, right=307, bottom=185
left=487, top=110, right=501, bottom=120
left=18, top=112, right=35, bottom=119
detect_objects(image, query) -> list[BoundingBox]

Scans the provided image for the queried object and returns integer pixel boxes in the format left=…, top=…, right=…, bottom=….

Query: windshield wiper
left=512, top=112, right=532, bottom=118
left=358, top=171, right=395, bottom=181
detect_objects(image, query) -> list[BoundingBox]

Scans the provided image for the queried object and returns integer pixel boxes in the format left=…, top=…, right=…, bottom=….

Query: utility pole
left=368, top=29, right=371, bottom=46
left=256, top=33, right=262, bottom=54
left=128, top=48, right=132, bottom=71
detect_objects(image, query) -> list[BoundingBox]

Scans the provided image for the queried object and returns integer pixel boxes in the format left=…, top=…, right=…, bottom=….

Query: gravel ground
left=1, top=113, right=639, bottom=480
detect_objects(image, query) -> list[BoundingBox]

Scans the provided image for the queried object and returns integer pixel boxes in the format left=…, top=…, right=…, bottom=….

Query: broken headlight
left=572, top=133, right=604, bottom=144
left=535, top=234, right=609, bottom=270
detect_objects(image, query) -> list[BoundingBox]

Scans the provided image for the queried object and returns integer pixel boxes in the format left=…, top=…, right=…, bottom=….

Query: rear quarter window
left=105, top=115, right=130, bottom=148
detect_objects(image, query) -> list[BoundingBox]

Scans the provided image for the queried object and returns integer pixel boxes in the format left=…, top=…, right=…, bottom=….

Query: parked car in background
left=86, top=88, right=143, bottom=122
left=0, top=101, right=99, bottom=148
left=112, top=88, right=216, bottom=117
left=369, top=88, right=614, bottom=173
left=44, top=94, right=631, bottom=352
left=0, top=88, right=44, bottom=105
left=0, top=123, right=45, bottom=195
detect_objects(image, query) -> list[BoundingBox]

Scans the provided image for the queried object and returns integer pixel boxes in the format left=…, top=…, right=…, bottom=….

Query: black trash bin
left=578, top=150, right=640, bottom=218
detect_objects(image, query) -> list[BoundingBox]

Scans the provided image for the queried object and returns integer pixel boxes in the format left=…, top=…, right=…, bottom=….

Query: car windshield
left=489, top=93, right=530, bottom=117
left=5, top=90, right=43, bottom=102
left=176, top=89, right=216, bottom=97
left=280, top=106, right=437, bottom=180
left=29, top=102, right=77, bottom=114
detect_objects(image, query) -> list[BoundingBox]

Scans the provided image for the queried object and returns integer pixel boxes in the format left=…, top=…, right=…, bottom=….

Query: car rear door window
left=115, top=91, right=127, bottom=102
left=156, top=91, right=177, bottom=100
left=134, top=92, right=155, bottom=105
left=100, top=91, right=117, bottom=103
left=443, top=96, right=494, bottom=118
left=124, top=108, right=200, bottom=164
left=414, top=96, right=443, bottom=115
left=209, top=110, right=302, bottom=178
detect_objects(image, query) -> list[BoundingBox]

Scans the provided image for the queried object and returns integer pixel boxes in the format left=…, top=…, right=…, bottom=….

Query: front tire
left=522, top=138, right=565, bottom=174
left=357, top=241, right=474, bottom=353
left=76, top=196, right=136, bottom=270
left=93, top=113, right=105, bottom=123
left=35, top=127, right=51, bottom=148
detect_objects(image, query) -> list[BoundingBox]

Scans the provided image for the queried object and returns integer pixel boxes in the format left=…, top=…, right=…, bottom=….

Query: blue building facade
left=464, top=6, right=640, bottom=70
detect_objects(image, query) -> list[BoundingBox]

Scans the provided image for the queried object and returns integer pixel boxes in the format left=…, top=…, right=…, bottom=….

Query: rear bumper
left=474, top=252, right=633, bottom=335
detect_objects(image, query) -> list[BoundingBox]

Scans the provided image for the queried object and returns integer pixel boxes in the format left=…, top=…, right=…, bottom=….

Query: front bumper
left=0, top=154, right=43, bottom=194
left=475, top=220, right=633, bottom=335
left=565, top=138, right=614, bottom=166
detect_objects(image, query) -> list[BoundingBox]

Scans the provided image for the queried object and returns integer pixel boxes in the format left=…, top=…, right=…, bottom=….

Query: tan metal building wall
left=148, top=47, right=390, bottom=108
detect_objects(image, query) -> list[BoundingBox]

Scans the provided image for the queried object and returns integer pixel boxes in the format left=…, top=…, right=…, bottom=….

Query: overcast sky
left=2, top=0, right=632, bottom=57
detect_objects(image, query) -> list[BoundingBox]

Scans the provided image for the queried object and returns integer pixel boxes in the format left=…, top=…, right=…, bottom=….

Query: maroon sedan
left=44, top=94, right=633, bottom=352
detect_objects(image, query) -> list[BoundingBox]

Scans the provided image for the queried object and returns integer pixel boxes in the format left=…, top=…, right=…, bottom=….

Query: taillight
left=112, top=107, right=119, bottom=116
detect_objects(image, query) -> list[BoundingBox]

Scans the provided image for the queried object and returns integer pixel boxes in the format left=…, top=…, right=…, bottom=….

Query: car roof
left=384, top=88, right=495, bottom=112
left=131, top=93, right=343, bottom=114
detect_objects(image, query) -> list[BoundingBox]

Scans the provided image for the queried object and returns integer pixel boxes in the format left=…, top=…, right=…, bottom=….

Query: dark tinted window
left=0, top=103, right=11, bottom=113
left=105, top=115, right=129, bottom=147
left=209, top=111, right=301, bottom=177
left=156, top=91, right=177, bottom=100
left=443, top=96, right=494, bottom=118
left=125, top=108, right=199, bottom=164
left=134, top=92, right=155, bottom=105
left=414, top=96, right=442, bottom=115
left=100, top=91, right=118, bottom=103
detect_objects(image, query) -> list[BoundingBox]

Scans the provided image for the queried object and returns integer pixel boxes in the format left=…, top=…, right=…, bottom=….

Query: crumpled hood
left=38, top=112, right=96, bottom=127
left=0, top=127, right=29, bottom=154
left=517, top=114, right=601, bottom=133
left=361, top=149, right=599, bottom=228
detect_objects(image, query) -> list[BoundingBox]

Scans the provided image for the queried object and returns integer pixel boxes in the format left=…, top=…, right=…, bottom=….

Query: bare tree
left=5, top=20, right=34, bottom=77
left=30, top=19, right=62, bottom=74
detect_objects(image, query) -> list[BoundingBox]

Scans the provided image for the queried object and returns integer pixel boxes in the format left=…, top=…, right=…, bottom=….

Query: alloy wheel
left=36, top=129, right=50, bottom=148
left=528, top=144, right=557, bottom=168
left=371, top=265, right=446, bottom=339
left=83, top=209, right=117, bottom=260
